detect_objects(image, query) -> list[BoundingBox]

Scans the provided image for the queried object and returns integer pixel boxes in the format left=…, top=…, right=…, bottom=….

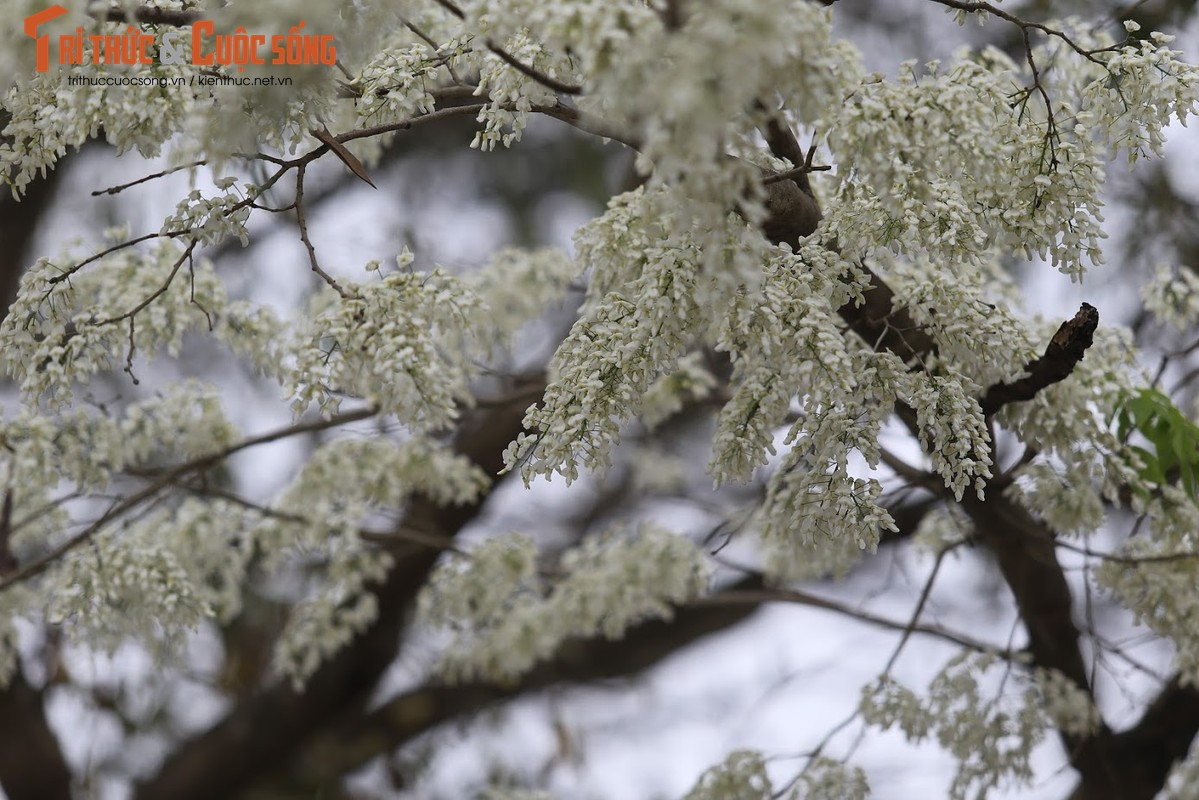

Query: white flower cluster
left=1, top=60, right=194, bottom=196
left=257, top=434, right=489, bottom=686
left=418, top=525, right=710, bottom=683
left=1076, top=27, right=1199, bottom=163
left=505, top=191, right=709, bottom=484
left=641, top=352, right=717, bottom=431
left=272, top=544, right=389, bottom=689
left=710, top=250, right=864, bottom=484
left=351, top=37, right=439, bottom=127
left=905, top=371, right=993, bottom=502
left=794, top=757, right=870, bottom=800
left=465, top=246, right=581, bottom=347
left=825, top=53, right=1104, bottom=279
left=1096, top=486, right=1199, bottom=684
left=211, top=298, right=287, bottom=380
left=0, top=240, right=227, bottom=404
left=160, top=181, right=252, bottom=246
left=757, top=400, right=898, bottom=581
left=682, top=750, right=772, bottom=800
left=998, top=327, right=1150, bottom=531
left=883, top=253, right=1037, bottom=387
left=0, top=381, right=235, bottom=548
left=0, top=583, right=33, bottom=687
left=1142, top=265, right=1199, bottom=331
left=1004, top=461, right=1107, bottom=536
left=1030, top=666, right=1101, bottom=737
left=472, top=31, right=568, bottom=151
left=286, top=262, right=482, bottom=425
left=43, top=498, right=256, bottom=658
left=265, top=435, right=491, bottom=540
left=860, top=653, right=1051, bottom=800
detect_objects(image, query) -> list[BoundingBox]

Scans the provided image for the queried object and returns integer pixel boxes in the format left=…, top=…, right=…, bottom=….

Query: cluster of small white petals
left=285, top=263, right=482, bottom=426
left=43, top=499, right=255, bottom=657
left=758, top=397, right=898, bottom=581
left=1078, top=29, right=1199, bottom=163
left=682, top=750, right=772, bottom=799
left=641, top=352, right=717, bottom=430
left=266, top=435, right=490, bottom=536
left=825, top=53, right=1107, bottom=278
left=595, top=2, right=850, bottom=197
left=351, top=36, right=439, bottom=127
left=0, top=384, right=236, bottom=605
left=254, top=435, right=486, bottom=685
left=997, top=326, right=1151, bottom=520
left=710, top=247, right=866, bottom=484
left=455, top=0, right=648, bottom=80
left=212, top=298, right=287, bottom=379
left=505, top=191, right=717, bottom=484
left=1142, top=265, right=1199, bottom=331
left=273, top=542, right=391, bottom=688
left=1, top=407, right=120, bottom=497
left=904, top=370, right=993, bottom=502
left=1030, top=667, right=1101, bottom=737
left=0, top=584, right=34, bottom=688
left=912, top=508, right=970, bottom=555
left=115, top=382, right=239, bottom=471
left=627, top=445, right=688, bottom=495
left=884, top=254, right=1039, bottom=387
left=1005, top=461, right=1106, bottom=536
left=0, top=241, right=227, bottom=404
left=860, top=653, right=1051, bottom=800
left=419, top=525, right=710, bottom=683
left=472, top=31, right=567, bottom=151
left=1096, top=487, right=1199, bottom=684
left=10, top=379, right=232, bottom=492
left=418, top=533, right=541, bottom=633
left=1, top=57, right=195, bottom=196
left=465, top=247, right=581, bottom=346
left=795, top=757, right=871, bottom=800
left=160, top=181, right=252, bottom=246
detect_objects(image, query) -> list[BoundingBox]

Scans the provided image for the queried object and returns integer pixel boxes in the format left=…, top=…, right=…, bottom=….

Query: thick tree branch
left=979, top=303, right=1099, bottom=416
left=753, top=112, right=1178, bottom=799
left=134, top=382, right=540, bottom=800
left=256, top=575, right=767, bottom=790
left=1101, top=677, right=1199, bottom=800
left=0, top=672, right=72, bottom=800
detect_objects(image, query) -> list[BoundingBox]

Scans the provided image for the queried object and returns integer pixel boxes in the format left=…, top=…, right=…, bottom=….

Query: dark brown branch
left=254, top=575, right=767, bottom=790
left=979, top=303, right=1099, bottom=416
left=0, top=672, right=72, bottom=800
left=749, top=112, right=1168, bottom=797
left=1100, top=677, right=1199, bottom=800
left=134, top=381, right=541, bottom=800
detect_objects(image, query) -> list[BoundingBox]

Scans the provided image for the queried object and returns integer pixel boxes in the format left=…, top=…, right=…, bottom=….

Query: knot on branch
left=760, top=177, right=823, bottom=249
left=979, top=302, right=1099, bottom=416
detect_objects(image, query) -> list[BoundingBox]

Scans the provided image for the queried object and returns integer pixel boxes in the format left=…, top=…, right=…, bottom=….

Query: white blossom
left=419, top=525, right=710, bottom=683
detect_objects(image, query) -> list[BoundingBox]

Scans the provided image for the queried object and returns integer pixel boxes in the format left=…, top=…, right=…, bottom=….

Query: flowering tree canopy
left=3, top=0, right=1199, bottom=798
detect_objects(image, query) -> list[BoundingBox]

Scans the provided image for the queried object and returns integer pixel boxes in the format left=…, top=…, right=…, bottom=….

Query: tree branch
left=0, top=672, right=72, bottom=800
left=134, top=381, right=541, bottom=800
left=979, top=303, right=1099, bottom=416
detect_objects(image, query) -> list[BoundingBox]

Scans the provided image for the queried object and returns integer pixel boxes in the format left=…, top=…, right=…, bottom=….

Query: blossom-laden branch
left=0, top=406, right=378, bottom=593
left=979, top=303, right=1100, bottom=416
